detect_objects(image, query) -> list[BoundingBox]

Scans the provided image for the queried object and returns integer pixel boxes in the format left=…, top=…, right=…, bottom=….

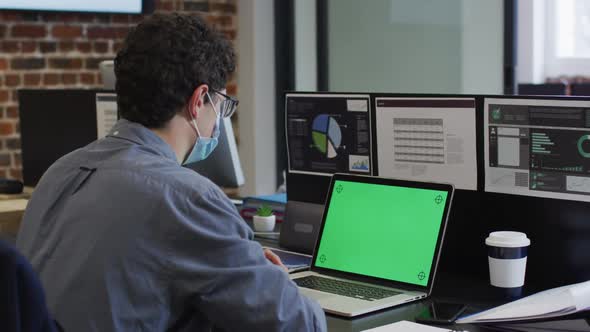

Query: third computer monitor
left=484, top=96, right=590, bottom=202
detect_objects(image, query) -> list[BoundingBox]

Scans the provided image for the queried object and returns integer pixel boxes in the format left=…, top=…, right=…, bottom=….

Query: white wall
left=237, top=0, right=277, bottom=196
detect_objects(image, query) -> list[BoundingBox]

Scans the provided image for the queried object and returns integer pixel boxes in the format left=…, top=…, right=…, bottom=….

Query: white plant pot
left=253, top=215, right=276, bottom=232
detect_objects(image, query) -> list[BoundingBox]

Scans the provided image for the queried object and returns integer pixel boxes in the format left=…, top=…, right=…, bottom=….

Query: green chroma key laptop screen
left=315, top=180, right=448, bottom=286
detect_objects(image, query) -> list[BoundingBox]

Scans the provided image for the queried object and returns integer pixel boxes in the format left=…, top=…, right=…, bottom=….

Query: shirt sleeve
left=159, top=185, right=327, bottom=332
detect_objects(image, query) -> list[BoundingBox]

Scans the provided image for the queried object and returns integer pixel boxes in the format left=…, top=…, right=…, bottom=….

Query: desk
left=0, top=198, right=28, bottom=242
left=255, top=236, right=590, bottom=332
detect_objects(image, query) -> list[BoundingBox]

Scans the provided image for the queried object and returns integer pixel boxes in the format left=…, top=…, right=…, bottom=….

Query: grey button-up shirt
left=16, top=119, right=326, bottom=332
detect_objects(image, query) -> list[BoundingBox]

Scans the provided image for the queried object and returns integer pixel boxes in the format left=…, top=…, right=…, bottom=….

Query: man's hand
left=264, top=248, right=288, bottom=272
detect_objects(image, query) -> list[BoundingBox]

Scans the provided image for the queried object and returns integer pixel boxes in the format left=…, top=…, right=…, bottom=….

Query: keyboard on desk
left=294, top=276, right=400, bottom=301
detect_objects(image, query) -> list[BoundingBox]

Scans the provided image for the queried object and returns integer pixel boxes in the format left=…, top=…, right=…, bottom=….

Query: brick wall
left=0, top=0, right=237, bottom=180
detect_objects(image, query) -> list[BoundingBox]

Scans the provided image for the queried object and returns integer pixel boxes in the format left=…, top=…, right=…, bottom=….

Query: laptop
left=291, top=173, right=453, bottom=317
left=265, top=247, right=312, bottom=273
left=279, top=200, right=325, bottom=255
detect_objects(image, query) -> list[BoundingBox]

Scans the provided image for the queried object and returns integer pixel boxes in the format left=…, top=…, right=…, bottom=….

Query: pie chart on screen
left=312, top=114, right=342, bottom=159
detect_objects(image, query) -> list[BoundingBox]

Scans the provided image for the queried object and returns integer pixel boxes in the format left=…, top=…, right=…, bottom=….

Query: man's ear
left=187, top=84, right=209, bottom=119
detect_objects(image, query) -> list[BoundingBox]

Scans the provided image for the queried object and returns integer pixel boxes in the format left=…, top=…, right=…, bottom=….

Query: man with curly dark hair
left=17, top=14, right=326, bottom=332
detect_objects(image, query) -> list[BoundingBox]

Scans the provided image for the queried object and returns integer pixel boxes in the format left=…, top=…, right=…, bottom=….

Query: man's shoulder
left=45, top=140, right=223, bottom=202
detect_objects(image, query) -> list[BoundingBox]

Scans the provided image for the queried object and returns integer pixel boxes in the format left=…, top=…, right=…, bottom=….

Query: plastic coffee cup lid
left=485, top=231, right=530, bottom=248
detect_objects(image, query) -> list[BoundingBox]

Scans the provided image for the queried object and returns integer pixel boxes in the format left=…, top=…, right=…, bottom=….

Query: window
left=545, top=0, right=590, bottom=77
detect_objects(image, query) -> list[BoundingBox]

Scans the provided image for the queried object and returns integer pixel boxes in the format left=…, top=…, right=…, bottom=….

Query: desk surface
left=255, top=236, right=590, bottom=332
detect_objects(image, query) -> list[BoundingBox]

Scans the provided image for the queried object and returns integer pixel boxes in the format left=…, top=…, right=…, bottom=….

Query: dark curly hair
left=115, top=14, right=236, bottom=128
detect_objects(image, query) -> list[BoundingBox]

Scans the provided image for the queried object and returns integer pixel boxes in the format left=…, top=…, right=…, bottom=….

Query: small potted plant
left=253, top=204, right=276, bottom=232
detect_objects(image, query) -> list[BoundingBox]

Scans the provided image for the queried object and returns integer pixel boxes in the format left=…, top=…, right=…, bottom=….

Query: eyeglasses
left=211, top=89, right=239, bottom=118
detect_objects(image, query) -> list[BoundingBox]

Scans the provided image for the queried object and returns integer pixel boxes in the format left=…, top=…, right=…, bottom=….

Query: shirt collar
left=107, top=119, right=179, bottom=163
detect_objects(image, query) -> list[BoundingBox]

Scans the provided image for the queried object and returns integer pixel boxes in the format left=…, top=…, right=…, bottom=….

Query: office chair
left=0, top=240, right=61, bottom=332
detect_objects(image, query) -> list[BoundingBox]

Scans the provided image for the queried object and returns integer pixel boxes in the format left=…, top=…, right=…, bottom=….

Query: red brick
left=77, top=13, right=94, bottom=23
left=80, top=73, right=95, bottom=85
left=130, top=14, right=143, bottom=23
left=10, top=91, right=17, bottom=103
left=11, top=24, right=46, bottom=38
left=226, top=83, right=237, bottom=96
left=40, top=41, right=57, bottom=53
left=21, top=41, right=36, bottom=53
left=87, top=26, right=118, bottom=39
left=76, top=42, right=92, bottom=53
left=43, top=73, right=60, bottom=85
left=23, top=73, right=41, bottom=86
left=56, top=14, right=79, bottom=23
left=39, top=13, right=58, bottom=22
left=112, top=41, right=124, bottom=52
left=210, top=3, right=237, bottom=13
left=0, top=122, right=14, bottom=135
left=5, top=74, right=20, bottom=87
left=6, top=138, right=20, bottom=150
left=206, top=15, right=233, bottom=28
left=221, top=29, right=236, bottom=40
left=6, top=106, right=18, bottom=119
left=0, top=59, right=7, bottom=70
left=85, top=57, right=111, bottom=69
left=0, top=41, right=19, bottom=53
left=94, top=41, right=109, bottom=53
left=52, top=25, right=83, bottom=39
left=112, top=15, right=130, bottom=24
left=0, top=25, right=6, bottom=38
left=9, top=169, right=22, bottom=181
left=0, top=13, right=21, bottom=21
left=157, top=1, right=174, bottom=11
left=183, top=1, right=208, bottom=11
left=11, top=58, right=45, bottom=70
left=0, top=169, right=7, bottom=178
left=49, top=58, right=83, bottom=70
left=0, top=90, right=8, bottom=103
left=14, top=153, right=21, bottom=167
left=59, top=41, right=75, bottom=52
left=61, top=73, right=77, bottom=85
left=115, top=27, right=130, bottom=38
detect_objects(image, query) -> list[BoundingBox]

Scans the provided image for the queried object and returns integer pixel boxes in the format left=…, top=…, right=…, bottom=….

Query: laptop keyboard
left=294, top=276, right=400, bottom=301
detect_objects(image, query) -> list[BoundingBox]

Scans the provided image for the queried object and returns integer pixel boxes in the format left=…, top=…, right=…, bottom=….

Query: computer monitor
left=184, top=117, right=245, bottom=188
left=373, top=96, right=478, bottom=190
left=285, top=93, right=373, bottom=176
left=99, top=60, right=116, bottom=90
left=19, top=89, right=114, bottom=187
left=484, top=96, right=590, bottom=202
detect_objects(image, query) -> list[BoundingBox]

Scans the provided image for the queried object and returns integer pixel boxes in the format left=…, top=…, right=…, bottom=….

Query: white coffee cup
left=486, top=231, right=530, bottom=292
left=253, top=215, right=276, bottom=232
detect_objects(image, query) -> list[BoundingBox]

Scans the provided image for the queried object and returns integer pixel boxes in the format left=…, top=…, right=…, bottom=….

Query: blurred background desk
left=0, top=198, right=28, bottom=243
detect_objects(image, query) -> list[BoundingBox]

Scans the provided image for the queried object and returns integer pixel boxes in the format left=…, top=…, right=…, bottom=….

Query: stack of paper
left=456, top=280, right=590, bottom=324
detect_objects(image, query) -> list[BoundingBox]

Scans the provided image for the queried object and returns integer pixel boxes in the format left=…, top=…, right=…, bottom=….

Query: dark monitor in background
left=184, top=117, right=245, bottom=188
left=18, top=89, right=116, bottom=187
left=571, top=83, right=590, bottom=96
left=517, top=83, right=567, bottom=96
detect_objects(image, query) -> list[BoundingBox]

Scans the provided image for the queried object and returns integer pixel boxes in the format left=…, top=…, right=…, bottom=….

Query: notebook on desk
left=291, top=173, right=453, bottom=317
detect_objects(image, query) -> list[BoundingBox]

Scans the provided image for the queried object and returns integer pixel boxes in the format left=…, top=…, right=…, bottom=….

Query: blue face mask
left=183, top=94, right=221, bottom=165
